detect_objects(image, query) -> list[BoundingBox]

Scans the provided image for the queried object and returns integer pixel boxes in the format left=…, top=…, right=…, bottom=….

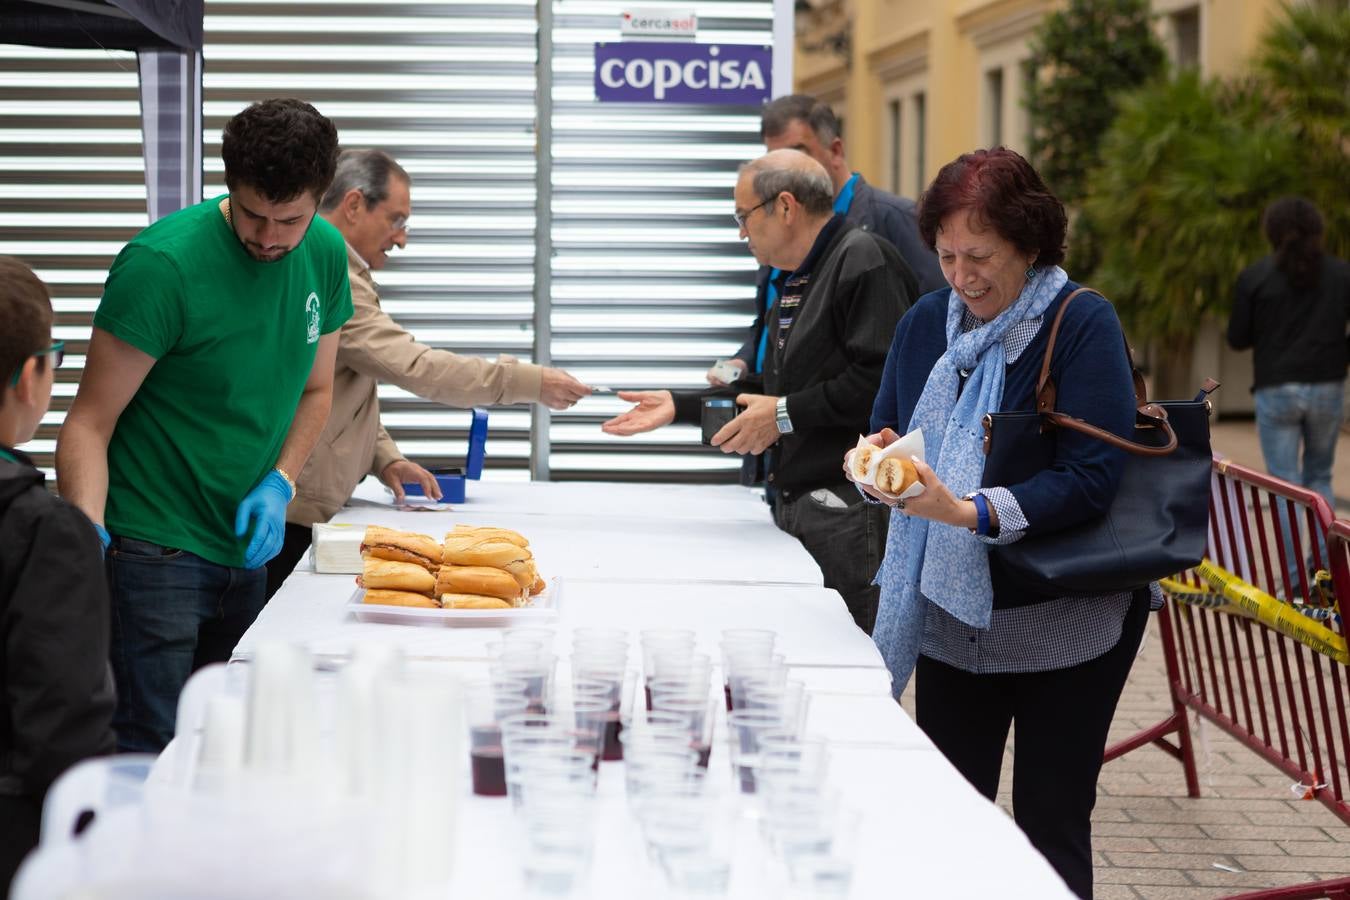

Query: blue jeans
left=107, top=536, right=265, bottom=753
left=1254, top=381, right=1345, bottom=593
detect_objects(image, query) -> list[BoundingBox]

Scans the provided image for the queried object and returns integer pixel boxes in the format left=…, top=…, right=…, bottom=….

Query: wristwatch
left=775, top=397, right=794, bottom=434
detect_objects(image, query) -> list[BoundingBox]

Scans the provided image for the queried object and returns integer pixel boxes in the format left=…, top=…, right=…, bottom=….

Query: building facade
left=793, top=0, right=1294, bottom=412
left=794, top=0, right=1287, bottom=199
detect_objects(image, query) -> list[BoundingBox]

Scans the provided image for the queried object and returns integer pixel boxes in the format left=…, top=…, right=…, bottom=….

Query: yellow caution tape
left=1165, top=559, right=1349, bottom=664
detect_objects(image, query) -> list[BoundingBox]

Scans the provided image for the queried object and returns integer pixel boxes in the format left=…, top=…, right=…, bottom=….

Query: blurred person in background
left=1227, top=196, right=1350, bottom=591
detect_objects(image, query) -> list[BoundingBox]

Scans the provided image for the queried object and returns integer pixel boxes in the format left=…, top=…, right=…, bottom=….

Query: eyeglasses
left=732, top=197, right=776, bottom=230
left=9, top=340, right=64, bottom=387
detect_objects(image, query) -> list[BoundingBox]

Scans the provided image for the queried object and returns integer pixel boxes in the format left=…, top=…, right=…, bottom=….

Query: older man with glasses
left=603, top=149, right=917, bottom=634
left=263, top=148, right=593, bottom=598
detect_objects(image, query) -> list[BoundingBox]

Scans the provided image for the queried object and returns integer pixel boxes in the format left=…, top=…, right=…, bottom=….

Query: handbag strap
left=1032, top=287, right=1178, bottom=458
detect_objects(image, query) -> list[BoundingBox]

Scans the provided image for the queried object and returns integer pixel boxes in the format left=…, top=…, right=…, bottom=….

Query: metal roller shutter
left=545, top=0, right=770, bottom=482
left=0, top=42, right=143, bottom=475
left=204, top=0, right=541, bottom=478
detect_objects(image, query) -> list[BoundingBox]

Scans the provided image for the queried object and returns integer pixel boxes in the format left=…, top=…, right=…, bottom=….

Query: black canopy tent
left=1, top=0, right=204, bottom=221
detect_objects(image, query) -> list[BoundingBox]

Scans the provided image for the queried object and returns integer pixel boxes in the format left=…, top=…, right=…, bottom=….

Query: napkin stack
left=312, top=522, right=367, bottom=574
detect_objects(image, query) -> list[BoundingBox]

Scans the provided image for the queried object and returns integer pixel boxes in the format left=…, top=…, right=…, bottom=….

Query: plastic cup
left=726, top=710, right=787, bottom=794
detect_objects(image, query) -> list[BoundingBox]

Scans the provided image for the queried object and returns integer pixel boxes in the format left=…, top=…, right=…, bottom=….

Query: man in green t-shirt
left=56, top=99, right=354, bottom=753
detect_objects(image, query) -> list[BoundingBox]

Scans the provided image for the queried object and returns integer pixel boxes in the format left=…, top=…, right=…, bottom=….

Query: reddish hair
left=917, top=147, right=1067, bottom=268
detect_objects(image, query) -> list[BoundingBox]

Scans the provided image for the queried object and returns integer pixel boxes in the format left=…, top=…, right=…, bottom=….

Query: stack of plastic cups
left=570, top=629, right=631, bottom=762
left=725, top=709, right=788, bottom=795
left=370, top=669, right=463, bottom=895
left=638, top=793, right=738, bottom=895
left=503, top=727, right=600, bottom=896
left=499, top=714, right=576, bottom=807
left=633, top=666, right=735, bottom=897
left=751, top=732, right=855, bottom=896
left=244, top=642, right=321, bottom=779
left=513, top=748, right=596, bottom=811
left=622, top=741, right=702, bottom=815
left=518, top=777, right=598, bottom=897
left=499, top=693, right=602, bottom=895
left=718, top=629, right=777, bottom=713
left=648, top=675, right=717, bottom=769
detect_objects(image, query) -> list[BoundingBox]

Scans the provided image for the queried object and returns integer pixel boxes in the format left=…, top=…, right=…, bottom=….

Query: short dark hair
left=760, top=94, right=840, bottom=144
left=1263, top=196, right=1324, bottom=291
left=0, top=256, right=53, bottom=405
left=320, top=149, right=411, bottom=213
left=916, top=147, right=1067, bottom=268
left=222, top=99, right=339, bottom=203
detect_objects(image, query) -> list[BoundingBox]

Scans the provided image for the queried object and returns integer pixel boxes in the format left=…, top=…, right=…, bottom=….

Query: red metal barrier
left=1104, top=457, right=1350, bottom=900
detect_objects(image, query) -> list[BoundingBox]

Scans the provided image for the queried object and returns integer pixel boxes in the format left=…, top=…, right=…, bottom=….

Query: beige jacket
left=289, top=247, right=543, bottom=526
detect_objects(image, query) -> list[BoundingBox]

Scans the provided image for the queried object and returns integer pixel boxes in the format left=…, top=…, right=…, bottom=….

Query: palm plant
left=1078, top=3, right=1349, bottom=362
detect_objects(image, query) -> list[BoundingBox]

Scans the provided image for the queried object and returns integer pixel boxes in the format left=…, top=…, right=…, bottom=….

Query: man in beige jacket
left=265, top=149, right=591, bottom=597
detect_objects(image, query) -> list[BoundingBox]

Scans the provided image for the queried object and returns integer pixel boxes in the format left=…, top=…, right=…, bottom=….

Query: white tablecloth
left=439, top=728, right=1069, bottom=898
left=239, top=574, right=881, bottom=668
left=349, top=477, right=782, bottom=524
left=223, top=482, right=1072, bottom=897
left=333, top=479, right=825, bottom=586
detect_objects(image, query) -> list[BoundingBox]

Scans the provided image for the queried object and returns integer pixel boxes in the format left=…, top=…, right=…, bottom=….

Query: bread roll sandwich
left=442, top=534, right=531, bottom=569
left=436, top=565, right=524, bottom=603
left=875, top=457, right=919, bottom=495
left=362, top=526, right=441, bottom=572
left=360, top=559, right=437, bottom=594
left=449, top=524, right=529, bottom=548
left=852, top=445, right=876, bottom=480
left=503, top=557, right=539, bottom=591
left=440, top=593, right=512, bottom=610
left=363, top=589, right=439, bottom=609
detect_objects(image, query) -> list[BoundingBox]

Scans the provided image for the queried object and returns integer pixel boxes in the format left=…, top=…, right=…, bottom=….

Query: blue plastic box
left=402, top=407, right=488, bottom=504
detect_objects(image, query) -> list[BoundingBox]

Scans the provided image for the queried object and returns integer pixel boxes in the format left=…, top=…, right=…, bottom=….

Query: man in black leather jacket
left=707, top=94, right=942, bottom=393
left=603, top=153, right=916, bottom=633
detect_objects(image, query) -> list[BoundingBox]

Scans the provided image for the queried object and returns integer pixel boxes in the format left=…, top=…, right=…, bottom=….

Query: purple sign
left=594, top=42, right=772, bottom=105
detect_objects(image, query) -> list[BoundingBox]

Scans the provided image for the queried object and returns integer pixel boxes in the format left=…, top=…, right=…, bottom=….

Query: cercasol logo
left=620, top=8, right=697, bottom=37
left=594, top=43, right=772, bottom=104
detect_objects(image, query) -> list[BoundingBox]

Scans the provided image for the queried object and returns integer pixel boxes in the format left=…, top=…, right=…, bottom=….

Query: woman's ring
left=895, top=498, right=906, bottom=511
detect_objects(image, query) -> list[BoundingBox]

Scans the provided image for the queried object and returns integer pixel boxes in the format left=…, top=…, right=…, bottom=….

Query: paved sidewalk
left=899, top=418, right=1350, bottom=898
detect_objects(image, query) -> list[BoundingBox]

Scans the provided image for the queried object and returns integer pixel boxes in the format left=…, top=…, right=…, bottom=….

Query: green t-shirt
left=94, top=196, right=352, bottom=567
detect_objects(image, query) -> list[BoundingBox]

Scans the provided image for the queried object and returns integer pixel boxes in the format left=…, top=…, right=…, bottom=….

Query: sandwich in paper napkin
left=847, top=428, right=927, bottom=501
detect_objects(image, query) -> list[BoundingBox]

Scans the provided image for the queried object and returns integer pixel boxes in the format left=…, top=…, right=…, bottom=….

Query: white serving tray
left=346, top=577, right=562, bottom=628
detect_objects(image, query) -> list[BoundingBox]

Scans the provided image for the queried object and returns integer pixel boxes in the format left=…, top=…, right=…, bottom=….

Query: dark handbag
left=980, top=287, right=1217, bottom=597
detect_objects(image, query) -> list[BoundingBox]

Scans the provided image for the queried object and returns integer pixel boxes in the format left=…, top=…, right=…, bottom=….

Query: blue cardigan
left=869, top=282, right=1138, bottom=605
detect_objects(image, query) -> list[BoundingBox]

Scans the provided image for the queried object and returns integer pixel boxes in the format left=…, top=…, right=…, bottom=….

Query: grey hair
left=319, top=148, right=410, bottom=212
left=739, top=155, right=834, bottom=217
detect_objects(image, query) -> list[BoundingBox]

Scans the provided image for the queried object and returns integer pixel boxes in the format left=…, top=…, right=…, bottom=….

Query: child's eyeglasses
left=8, top=340, right=65, bottom=387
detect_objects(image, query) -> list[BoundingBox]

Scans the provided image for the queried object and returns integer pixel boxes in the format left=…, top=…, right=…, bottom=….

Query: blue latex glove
left=94, top=523, right=110, bottom=552
left=234, top=469, right=291, bottom=569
